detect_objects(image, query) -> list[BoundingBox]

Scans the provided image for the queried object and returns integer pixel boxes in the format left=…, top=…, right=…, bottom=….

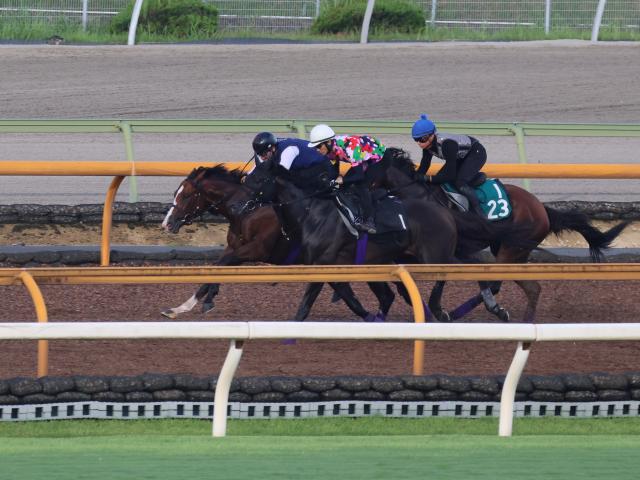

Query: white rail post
left=128, top=0, right=145, bottom=46
left=213, top=340, right=244, bottom=437
left=498, top=341, right=531, bottom=437
left=544, top=0, right=551, bottom=35
left=82, top=0, right=89, bottom=32
left=430, top=0, right=438, bottom=27
left=591, top=0, right=608, bottom=43
left=360, top=0, right=376, bottom=44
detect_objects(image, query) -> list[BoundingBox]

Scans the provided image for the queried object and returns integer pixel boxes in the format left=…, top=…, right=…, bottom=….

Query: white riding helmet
left=307, top=124, right=336, bottom=148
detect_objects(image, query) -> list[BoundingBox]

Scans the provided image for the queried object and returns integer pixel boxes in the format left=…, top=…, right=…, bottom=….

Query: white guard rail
left=2, top=321, right=640, bottom=437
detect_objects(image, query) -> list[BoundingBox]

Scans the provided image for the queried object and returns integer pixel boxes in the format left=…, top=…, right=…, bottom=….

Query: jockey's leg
left=456, top=143, right=487, bottom=217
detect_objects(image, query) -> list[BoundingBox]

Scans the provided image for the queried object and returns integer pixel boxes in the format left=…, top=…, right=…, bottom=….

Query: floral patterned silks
left=331, top=135, right=386, bottom=168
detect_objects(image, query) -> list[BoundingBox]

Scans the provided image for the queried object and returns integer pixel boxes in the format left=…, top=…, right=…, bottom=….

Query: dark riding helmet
left=252, top=132, right=278, bottom=156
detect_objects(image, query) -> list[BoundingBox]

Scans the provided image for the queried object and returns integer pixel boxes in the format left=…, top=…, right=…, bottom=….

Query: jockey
left=412, top=114, right=487, bottom=217
left=251, top=132, right=335, bottom=191
left=308, top=124, right=388, bottom=235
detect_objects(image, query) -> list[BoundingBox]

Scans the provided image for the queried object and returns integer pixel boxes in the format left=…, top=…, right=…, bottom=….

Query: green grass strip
left=2, top=419, right=640, bottom=479
left=3, top=417, right=640, bottom=437
left=1, top=432, right=640, bottom=480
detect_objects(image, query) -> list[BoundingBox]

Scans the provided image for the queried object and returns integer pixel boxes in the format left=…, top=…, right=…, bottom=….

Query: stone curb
left=1, top=201, right=639, bottom=225
left=1, top=246, right=640, bottom=266
left=1, top=373, right=639, bottom=405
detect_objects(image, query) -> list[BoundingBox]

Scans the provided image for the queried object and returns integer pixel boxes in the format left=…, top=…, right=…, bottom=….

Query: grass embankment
left=2, top=21, right=639, bottom=44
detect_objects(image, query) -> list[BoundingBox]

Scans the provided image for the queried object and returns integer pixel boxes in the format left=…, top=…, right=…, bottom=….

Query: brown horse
left=161, top=165, right=390, bottom=321
left=380, top=151, right=630, bottom=323
left=161, top=166, right=288, bottom=318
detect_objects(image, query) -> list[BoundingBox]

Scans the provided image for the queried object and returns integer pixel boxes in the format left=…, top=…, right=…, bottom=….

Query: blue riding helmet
left=411, top=114, right=436, bottom=140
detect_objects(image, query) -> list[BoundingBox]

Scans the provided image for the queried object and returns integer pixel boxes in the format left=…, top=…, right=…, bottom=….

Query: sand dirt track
left=1, top=41, right=640, bottom=379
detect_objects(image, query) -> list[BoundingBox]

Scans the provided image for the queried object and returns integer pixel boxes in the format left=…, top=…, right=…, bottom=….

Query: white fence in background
left=3, top=321, right=640, bottom=437
left=0, top=0, right=638, bottom=34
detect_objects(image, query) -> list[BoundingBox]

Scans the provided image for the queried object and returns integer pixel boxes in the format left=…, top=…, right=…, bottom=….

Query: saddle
left=335, top=188, right=408, bottom=237
left=441, top=173, right=513, bottom=221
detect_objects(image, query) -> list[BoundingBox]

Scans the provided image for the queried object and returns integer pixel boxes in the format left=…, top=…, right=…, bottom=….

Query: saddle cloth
left=442, top=178, right=512, bottom=221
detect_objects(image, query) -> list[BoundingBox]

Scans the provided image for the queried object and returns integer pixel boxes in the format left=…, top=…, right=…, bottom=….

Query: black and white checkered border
left=2, top=400, right=640, bottom=422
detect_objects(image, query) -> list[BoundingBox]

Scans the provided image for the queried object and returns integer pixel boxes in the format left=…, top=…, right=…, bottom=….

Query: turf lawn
left=1, top=418, right=639, bottom=479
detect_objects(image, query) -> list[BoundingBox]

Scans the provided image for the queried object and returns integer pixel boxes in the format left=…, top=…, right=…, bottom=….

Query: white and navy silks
left=251, top=138, right=337, bottom=191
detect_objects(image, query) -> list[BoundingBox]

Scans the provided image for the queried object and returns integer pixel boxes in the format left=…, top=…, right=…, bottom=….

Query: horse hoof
left=363, top=313, right=377, bottom=322
left=160, top=310, right=177, bottom=320
left=202, top=303, right=214, bottom=315
left=281, top=338, right=297, bottom=345
left=436, top=311, right=452, bottom=323
left=497, top=308, right=510, bottom=322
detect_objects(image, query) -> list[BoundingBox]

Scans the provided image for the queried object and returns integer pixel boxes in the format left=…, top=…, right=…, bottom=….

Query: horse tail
left=544, top=206, right=630, bottom=262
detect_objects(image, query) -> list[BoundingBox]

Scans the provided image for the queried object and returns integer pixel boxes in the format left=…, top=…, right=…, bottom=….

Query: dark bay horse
left=161, top=166, right=289, bottom=318
left=161, top=165, right=388, bottom=321
left=382, top=151, right=630, bottom=322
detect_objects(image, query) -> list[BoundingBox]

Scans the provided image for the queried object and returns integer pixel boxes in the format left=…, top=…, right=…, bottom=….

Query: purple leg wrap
left=450, top=295, right=483, bottom=320
left=281, top=338, right=297, bottom=345
left=374, top=311, right=387, bottom=322
left=422, top=301, right=433, bottom=321
left=363, top=312, right=377, bottom=322
left=355, top=234, right=368, bottom=265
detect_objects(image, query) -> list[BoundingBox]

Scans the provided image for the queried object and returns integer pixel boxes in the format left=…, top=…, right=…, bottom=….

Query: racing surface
left=0, top=41, right=639, bottom=204
left=0, top=41, right=639, bottom=379
left=1, top=279, right=638, bottom=379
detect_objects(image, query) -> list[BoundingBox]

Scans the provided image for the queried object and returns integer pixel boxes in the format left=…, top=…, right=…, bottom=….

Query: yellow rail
left=1, top=161, right=638, bottom=265
left=2, top=161, right=640, bottom=178
left=6, top=263, right=640, bottom=377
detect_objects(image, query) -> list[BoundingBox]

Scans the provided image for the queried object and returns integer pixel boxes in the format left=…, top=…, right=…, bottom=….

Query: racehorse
left=242, top=157, right=539, bottom=322
left=379, top=150, right=630, bottom=322
left=161, top=165, right=390, bottom=321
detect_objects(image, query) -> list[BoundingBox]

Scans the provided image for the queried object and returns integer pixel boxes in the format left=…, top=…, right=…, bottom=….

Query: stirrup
left=353, top=217, right=377, bottom=234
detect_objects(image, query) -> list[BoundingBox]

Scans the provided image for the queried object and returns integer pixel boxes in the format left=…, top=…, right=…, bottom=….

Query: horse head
left=162, top=168, right=211, bottom=233
left=162, top=165, right=245, bottom=233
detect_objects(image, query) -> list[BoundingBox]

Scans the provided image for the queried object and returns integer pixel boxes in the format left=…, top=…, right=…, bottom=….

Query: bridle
left=175, top=176, right=228, bottom=225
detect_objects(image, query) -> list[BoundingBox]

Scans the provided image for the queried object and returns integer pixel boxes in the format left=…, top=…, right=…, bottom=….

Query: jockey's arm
left=342, top=163, right=365, bottom=185
left=278, top=145, right=300, bottom=170
left=429, top=139, right=458, bottom=184
left=417, top=149, right=433, bottom=176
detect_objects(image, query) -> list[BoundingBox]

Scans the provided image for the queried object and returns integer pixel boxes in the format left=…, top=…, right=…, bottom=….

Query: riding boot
left=458, top=184, right=484, bottom=218
left=353, top=215, right=377, bottom=235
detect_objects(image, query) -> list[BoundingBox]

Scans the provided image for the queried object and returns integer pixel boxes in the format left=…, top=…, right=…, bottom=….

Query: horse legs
left=427, top=280, right=451, bottom=322
left=478, top=281, right=510, bottom=322
left=514, top=279, right=541, bottom=323
left=366, top=282, right=395, bottom=322
left=294, top=283, right=325, bottom=321
left=328, top=282, right=374, bottom=321
left=201, top=283, right=221, bottom=314
left=161, top=283, right=211, bottom=319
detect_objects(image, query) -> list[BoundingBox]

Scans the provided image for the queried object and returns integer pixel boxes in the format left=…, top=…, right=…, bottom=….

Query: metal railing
left=5, top=263, right=640, bottom=379
left=4, top=317, right=640, bottom=436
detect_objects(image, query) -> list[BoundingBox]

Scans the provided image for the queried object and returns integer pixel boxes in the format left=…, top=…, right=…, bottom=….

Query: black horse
left=242, top=157, right=539, bottom=322
left=377, top=150, right=630, bottom=322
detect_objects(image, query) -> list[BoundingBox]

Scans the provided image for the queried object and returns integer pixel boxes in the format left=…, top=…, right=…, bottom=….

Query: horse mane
left=389, top=149, right=420, bottom=179
left=188, top=164, right=245, bottom=184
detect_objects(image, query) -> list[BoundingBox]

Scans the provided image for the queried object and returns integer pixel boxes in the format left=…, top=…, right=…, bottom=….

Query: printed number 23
left=487, top=199, right=509, bottom=219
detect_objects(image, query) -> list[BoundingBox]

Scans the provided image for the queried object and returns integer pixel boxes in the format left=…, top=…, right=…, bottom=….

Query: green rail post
left=290, top=120, right=308, bottom=139
left=118, top=121, right=139, bottom=202
left=509, top=123, right=531, bottom=191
